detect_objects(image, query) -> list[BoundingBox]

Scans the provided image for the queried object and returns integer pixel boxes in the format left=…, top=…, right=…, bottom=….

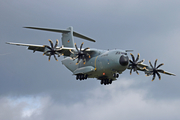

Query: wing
left=137, top=63, right=176, bottom=76
left=6, top=42, right=99, bottom=57
left=6, top=42, right=45, bottom=52
left=128, top=53, right=176, bottom=80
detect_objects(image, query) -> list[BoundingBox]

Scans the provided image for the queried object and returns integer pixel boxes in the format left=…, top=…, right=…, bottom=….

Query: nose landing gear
left=113, top=73, right=119, bottom=78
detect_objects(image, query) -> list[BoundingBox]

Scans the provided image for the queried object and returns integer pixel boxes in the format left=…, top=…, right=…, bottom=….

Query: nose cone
left=119, top=55, right=129, bottom=66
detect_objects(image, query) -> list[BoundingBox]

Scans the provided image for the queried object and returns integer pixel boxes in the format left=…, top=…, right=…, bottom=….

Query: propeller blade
left=54, top=39, right=59, bottom=48
left=48, top=39, right=54, bottom=48
left=130, top=68, right=133, bottom=75
left=137, top=59, right=144, bottom=64
left=48, top=55, right=51, bottom=61
left=135, top=67, right=139, bottom=75
left=149, top=60, right=153, bottom=68
left=80, top=42, right=84, bottom=51
left=152, top=73, right=156, bottom=81
left=154, top=59, right=158, bottom=68
left=46, top=46, right=52, bottom=50
left=157, top=72, right=161, bottom=80
left=129, top=59, right=133, bottom=64
left=76, top=58, right=81, bottom=64
left=74, top=43, right=79, bottom=53
left=136, top=53, right=140, bottom=62
left=54, top=55, right=58, bottom=61
left=69, top=49, right=75, bottom=54
left=73, top=55, right=79, bottom=60
left=43, top=50, right=50, bottom=55
left=130, top=53, right=135, bottom=61
left=157, top=63, right=164, bottom=69
left=82, top=47, right=90, bottom=52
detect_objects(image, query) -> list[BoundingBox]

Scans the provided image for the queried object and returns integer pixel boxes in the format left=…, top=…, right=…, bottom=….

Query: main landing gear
left=100, top=79, right=112, bottom=85
left=76, top=74, right=88, bottom=80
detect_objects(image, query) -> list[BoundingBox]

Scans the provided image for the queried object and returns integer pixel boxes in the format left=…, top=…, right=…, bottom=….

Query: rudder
left=61, top=27, right=75, bottom=48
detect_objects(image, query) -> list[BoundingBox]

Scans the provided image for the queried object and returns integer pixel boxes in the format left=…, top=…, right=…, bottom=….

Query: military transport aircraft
left=6, top=26, right=176, bottom=85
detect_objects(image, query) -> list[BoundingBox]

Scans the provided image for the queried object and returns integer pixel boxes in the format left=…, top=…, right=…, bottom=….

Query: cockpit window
left=116, top=52, right=127, bottom=55
left=121, top=52, right=127, bottom=55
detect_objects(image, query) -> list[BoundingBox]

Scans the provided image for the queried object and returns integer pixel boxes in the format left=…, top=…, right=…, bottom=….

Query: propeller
left=69, top=42, right=90, bottom=64
left=129, top=53, right=144, bottom=75
left=148, top=59, right=164, bottom=81
left=43, top=39, right=61, bottom=61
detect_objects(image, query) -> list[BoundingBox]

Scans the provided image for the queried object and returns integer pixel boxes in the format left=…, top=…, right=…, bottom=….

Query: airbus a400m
left=6, top=26, right=176, bottom=85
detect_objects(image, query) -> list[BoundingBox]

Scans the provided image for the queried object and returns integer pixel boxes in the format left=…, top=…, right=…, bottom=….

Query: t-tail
left=24, top=26, right=96, bottom=48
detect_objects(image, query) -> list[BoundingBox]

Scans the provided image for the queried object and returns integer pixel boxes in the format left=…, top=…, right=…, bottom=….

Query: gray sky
left=0, top=0, right=180, bottom=119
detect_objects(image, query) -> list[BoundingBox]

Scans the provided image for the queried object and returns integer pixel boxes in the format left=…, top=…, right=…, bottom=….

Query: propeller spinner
left=43, top=39, right=61, bottom=61
left=148, top=59, right=164, bottom=81
left=129, top=53, right=144, bottom=75
left=69, top=42, right=90, bottom=64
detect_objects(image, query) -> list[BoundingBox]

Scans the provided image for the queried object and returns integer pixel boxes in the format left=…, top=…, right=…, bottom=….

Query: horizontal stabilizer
left=24, top=27, right=96, bottom=42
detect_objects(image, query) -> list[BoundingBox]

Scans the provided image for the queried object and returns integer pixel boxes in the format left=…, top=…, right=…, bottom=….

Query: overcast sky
left=0, top=0, right=180, bottom=120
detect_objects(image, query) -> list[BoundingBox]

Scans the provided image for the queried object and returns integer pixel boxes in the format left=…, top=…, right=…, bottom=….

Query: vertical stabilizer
left=61, top=27, right=75, bottom=48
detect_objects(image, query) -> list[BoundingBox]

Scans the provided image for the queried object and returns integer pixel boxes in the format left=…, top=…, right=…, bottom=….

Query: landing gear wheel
left=76, top=75, right=79, bottom=80
left=85, top=74, right=88, bottom=79
left=101, top=80, right=103, bottom=85
left=100, top=79, right=113, bottom=85
left=76, top=74, right=88, bottom=81
left=116, top=74, right=119, bottom=78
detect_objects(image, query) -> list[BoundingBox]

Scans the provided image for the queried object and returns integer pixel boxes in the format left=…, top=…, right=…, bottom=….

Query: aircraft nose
left=119, top=55, right=129, bottom=66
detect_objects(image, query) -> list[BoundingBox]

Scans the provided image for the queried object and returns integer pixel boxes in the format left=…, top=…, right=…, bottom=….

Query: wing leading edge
left=6, top=42, right=99, bottom=57
left=6, top=42, right=45, bottom=52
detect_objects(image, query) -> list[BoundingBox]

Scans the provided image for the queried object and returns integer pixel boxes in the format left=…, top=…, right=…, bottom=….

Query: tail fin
left=61, top=27, right=75, bottom=48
